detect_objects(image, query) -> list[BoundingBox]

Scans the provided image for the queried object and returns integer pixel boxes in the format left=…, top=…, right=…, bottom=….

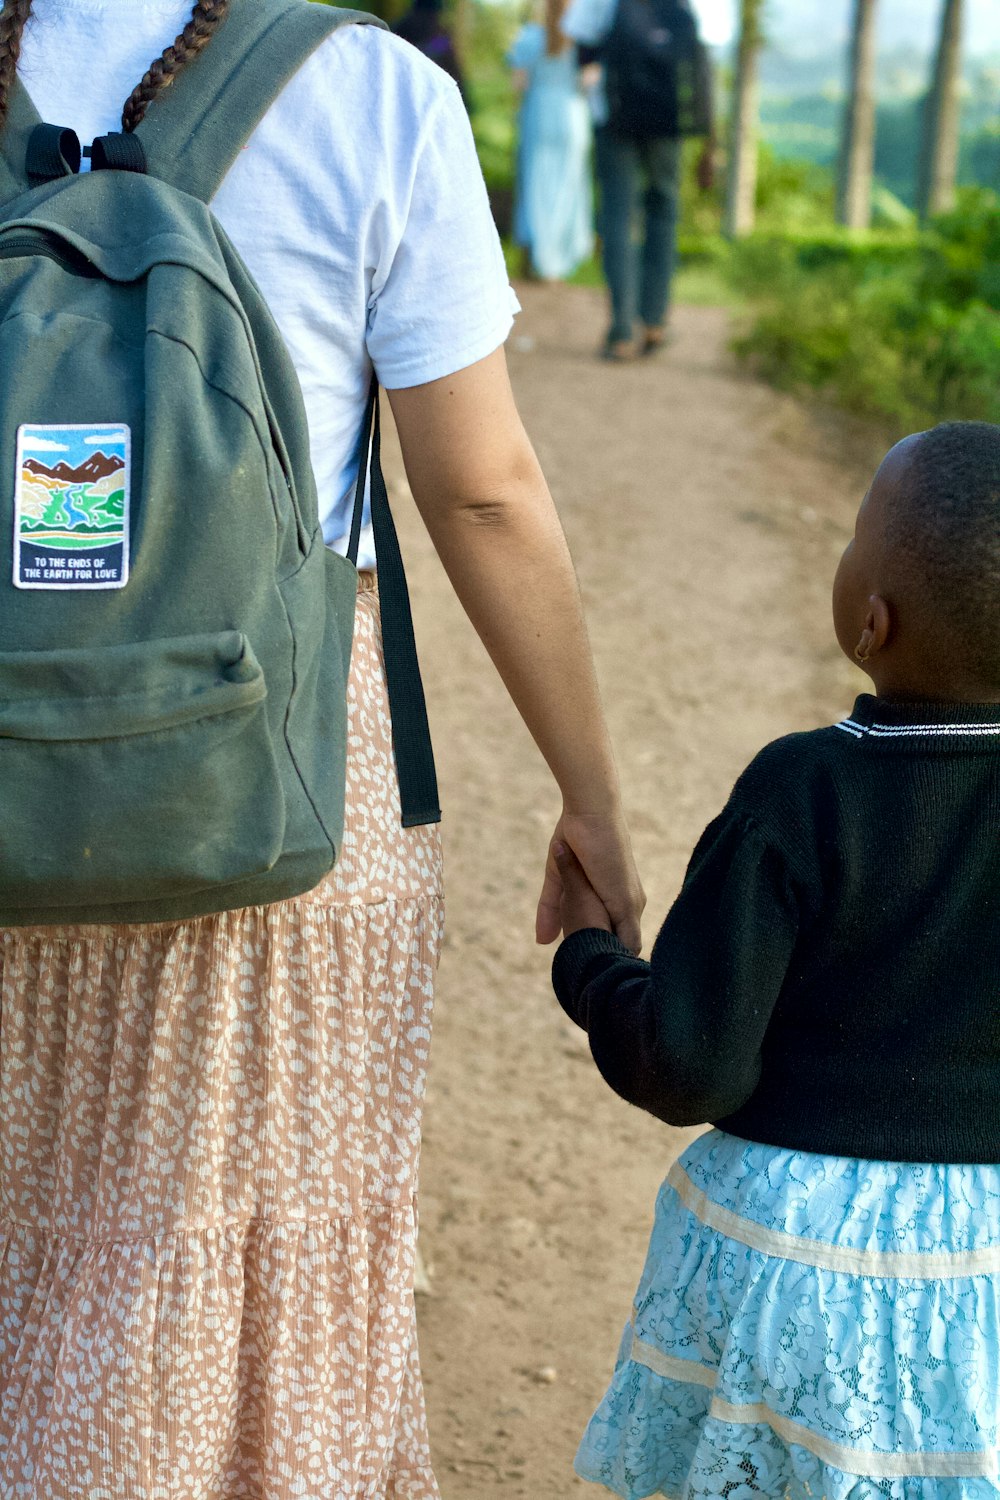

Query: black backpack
left=603, top=0, right=713, bottom=142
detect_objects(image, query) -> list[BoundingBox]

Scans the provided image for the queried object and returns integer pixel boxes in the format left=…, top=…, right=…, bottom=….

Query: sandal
left=640, top=327, right=673, bottom=356
left=600, top=337, right=634, bottom=363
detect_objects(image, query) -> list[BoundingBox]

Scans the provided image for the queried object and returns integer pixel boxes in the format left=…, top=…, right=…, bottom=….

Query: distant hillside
left=759, top=43, right=1000, bottom=104
left=745, top=0, right=1000, bottom=206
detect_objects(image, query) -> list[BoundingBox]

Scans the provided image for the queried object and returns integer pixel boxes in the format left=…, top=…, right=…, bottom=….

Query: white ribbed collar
left=835, top=693, right=1000, bottom=746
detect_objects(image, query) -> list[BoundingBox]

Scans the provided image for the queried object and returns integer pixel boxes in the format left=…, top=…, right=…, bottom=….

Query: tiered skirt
left=578, top=1129, right=1000, bottom=1500
left=0, top=576, right=444, bottom=1499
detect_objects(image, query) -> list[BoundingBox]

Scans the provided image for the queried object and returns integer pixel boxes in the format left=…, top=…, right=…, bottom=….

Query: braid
left=122, top=0, right=229, bottom=134
left=0, top=0, right=34, bottom=134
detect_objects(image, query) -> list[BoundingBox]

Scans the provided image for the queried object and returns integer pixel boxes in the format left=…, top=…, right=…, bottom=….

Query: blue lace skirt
left=577, top=1129, right=1000, bottom=1499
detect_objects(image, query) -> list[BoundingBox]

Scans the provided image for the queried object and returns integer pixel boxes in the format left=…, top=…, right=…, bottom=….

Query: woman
left=0, top=0, right=642, bottom=1495
left=509, top=0, right=594, bottom=281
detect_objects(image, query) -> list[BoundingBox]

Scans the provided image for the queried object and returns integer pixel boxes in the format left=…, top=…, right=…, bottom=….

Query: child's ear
left=855, top=595, right=891, bottom=663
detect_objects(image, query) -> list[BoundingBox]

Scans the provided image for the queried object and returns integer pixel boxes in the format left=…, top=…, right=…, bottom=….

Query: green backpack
left=0, top=0, right=439, bottom=927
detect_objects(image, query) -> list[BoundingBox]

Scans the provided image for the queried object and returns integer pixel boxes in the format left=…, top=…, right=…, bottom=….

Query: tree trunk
left=723, top=0, right=765, bottom=239
left=837, top=0, right=879, bottom=230
left=919, top=0, right=965, bottom=220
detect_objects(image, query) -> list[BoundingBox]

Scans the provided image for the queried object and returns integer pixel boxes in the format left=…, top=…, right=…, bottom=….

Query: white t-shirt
left=17, top=0, right=519, bottom=567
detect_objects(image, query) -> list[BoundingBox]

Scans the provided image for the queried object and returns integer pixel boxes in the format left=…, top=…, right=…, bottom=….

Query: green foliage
left=758, top=92, right=840, bottom=167
left=312, top=0, right=400, bottom=20
left=740, top=0, right=768, bottom=53
left=463, top=0, right=521, bottom=225
left=873, top=96, right=924, bottom=206
left=753, top=145, right=836, bottom=226
left=470, top=63, right=517, bottom=196
left=357, top=0, right=998, bottom=435
left=727, top=188, right=1000, bottom=431
left=964, top=119, right=1000, bottom=192
left=677, top=142, right=838, bottom=262
left=758, top=89, right=1000, bottom=208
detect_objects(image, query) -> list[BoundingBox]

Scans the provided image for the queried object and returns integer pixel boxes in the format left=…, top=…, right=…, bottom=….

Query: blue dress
left=578, top=1129, right=1000, bottom=1498
left=508, top=24, right=594, bottom=280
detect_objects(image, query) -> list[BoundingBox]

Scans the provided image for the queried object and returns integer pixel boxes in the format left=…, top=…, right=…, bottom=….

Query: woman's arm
left=387, top=348, right=645, bottom=954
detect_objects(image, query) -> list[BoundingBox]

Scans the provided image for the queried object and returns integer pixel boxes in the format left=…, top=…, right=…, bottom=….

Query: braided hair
left=0, top=0, right=229, bottom=136
left=122, top=0, right=230, bottom=132
left=0, top=0, right=34, bottom=133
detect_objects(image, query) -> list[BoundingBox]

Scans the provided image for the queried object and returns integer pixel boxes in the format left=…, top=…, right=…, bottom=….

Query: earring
left=854, top=640, right=872, bottom=664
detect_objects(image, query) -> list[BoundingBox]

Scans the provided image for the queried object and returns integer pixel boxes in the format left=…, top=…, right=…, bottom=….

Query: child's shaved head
left=833, top=421, right=1000, bottom=701
left=881, top=422, right=1000, bottom=684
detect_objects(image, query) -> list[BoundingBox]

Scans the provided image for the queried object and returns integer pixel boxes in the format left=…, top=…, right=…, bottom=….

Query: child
left=552, top=421, right=1000, bottom=1499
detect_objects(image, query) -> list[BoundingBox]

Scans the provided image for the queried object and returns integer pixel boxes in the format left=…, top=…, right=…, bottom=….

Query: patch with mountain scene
left=13, top=424, right=130, bottom=590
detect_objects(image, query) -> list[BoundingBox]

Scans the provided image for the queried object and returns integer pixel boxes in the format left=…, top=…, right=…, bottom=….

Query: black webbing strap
left=20, top=126, right=145, bottom=184
left=349, top=380, right=441, bottom=828
left=25, top=123, right=81, bottom=182
left=91, top=132, right=147, bottom=175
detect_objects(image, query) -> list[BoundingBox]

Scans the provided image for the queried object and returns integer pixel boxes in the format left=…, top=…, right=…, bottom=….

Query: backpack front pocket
left=0, top=632, right=284, bottom=913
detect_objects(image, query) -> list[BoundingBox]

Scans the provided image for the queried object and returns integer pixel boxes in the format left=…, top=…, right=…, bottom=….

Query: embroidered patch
left=13, top=423, right=130, bottom=590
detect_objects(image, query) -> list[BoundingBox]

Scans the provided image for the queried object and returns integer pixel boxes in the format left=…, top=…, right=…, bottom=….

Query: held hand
left=536, top=809, right=645, bottom=954
left=553, top=841, right=613, bottom=938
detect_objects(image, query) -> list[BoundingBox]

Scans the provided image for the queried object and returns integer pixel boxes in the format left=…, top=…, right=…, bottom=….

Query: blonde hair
left=544, top=0, right=571, bottom=57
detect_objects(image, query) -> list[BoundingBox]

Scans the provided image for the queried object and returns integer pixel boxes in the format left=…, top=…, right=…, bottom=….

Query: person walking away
left=551, top=422, right=1000, bottom=1495
left=0, top=1, right=644, bottom=1495
left=563, top=0, right=714, bottom=360
left=508, top=0, right=593, bottom=283
left=392, top=0, right=468, bottom=107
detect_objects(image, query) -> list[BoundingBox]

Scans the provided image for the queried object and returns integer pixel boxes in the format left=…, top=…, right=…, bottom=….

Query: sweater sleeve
left=551, top=808, right=800, bottom=1126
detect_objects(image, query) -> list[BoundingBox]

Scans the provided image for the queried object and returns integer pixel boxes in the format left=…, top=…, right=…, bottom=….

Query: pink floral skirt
left=0, top=575, right=444, bottom=1499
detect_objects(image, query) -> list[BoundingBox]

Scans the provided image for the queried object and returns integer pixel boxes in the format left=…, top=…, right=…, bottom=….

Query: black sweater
left=552, top=696, right=1000, bottom=1163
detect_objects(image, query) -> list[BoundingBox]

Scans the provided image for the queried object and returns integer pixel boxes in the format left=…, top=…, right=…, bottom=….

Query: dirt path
left=381, top=283, right=884, bottom=1498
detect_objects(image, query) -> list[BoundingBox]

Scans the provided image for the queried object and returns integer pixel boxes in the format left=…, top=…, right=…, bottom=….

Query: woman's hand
left=536, top=808, right=645, bottom=954
left=552, top=840, right=613, bottom=937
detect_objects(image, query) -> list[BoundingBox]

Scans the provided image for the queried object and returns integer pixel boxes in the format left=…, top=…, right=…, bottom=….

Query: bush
left=466, top=0, right=520, bottom=192
left=728, top=189, right=1000, bottom=431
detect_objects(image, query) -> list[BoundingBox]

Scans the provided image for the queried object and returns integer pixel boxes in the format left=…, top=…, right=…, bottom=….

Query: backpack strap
left=0, top=76, right=42, bottom=208
left=0, top=0, right=379, bottom=209
left=133, top=0, right=383, bottom=202
left=139, top=0, right=440, bottom=826
left=349, top=382, right=441, bottom=828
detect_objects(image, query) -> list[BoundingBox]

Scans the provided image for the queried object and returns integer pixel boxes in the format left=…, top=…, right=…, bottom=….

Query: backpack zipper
left=0, top=233, right=98, bottom=278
